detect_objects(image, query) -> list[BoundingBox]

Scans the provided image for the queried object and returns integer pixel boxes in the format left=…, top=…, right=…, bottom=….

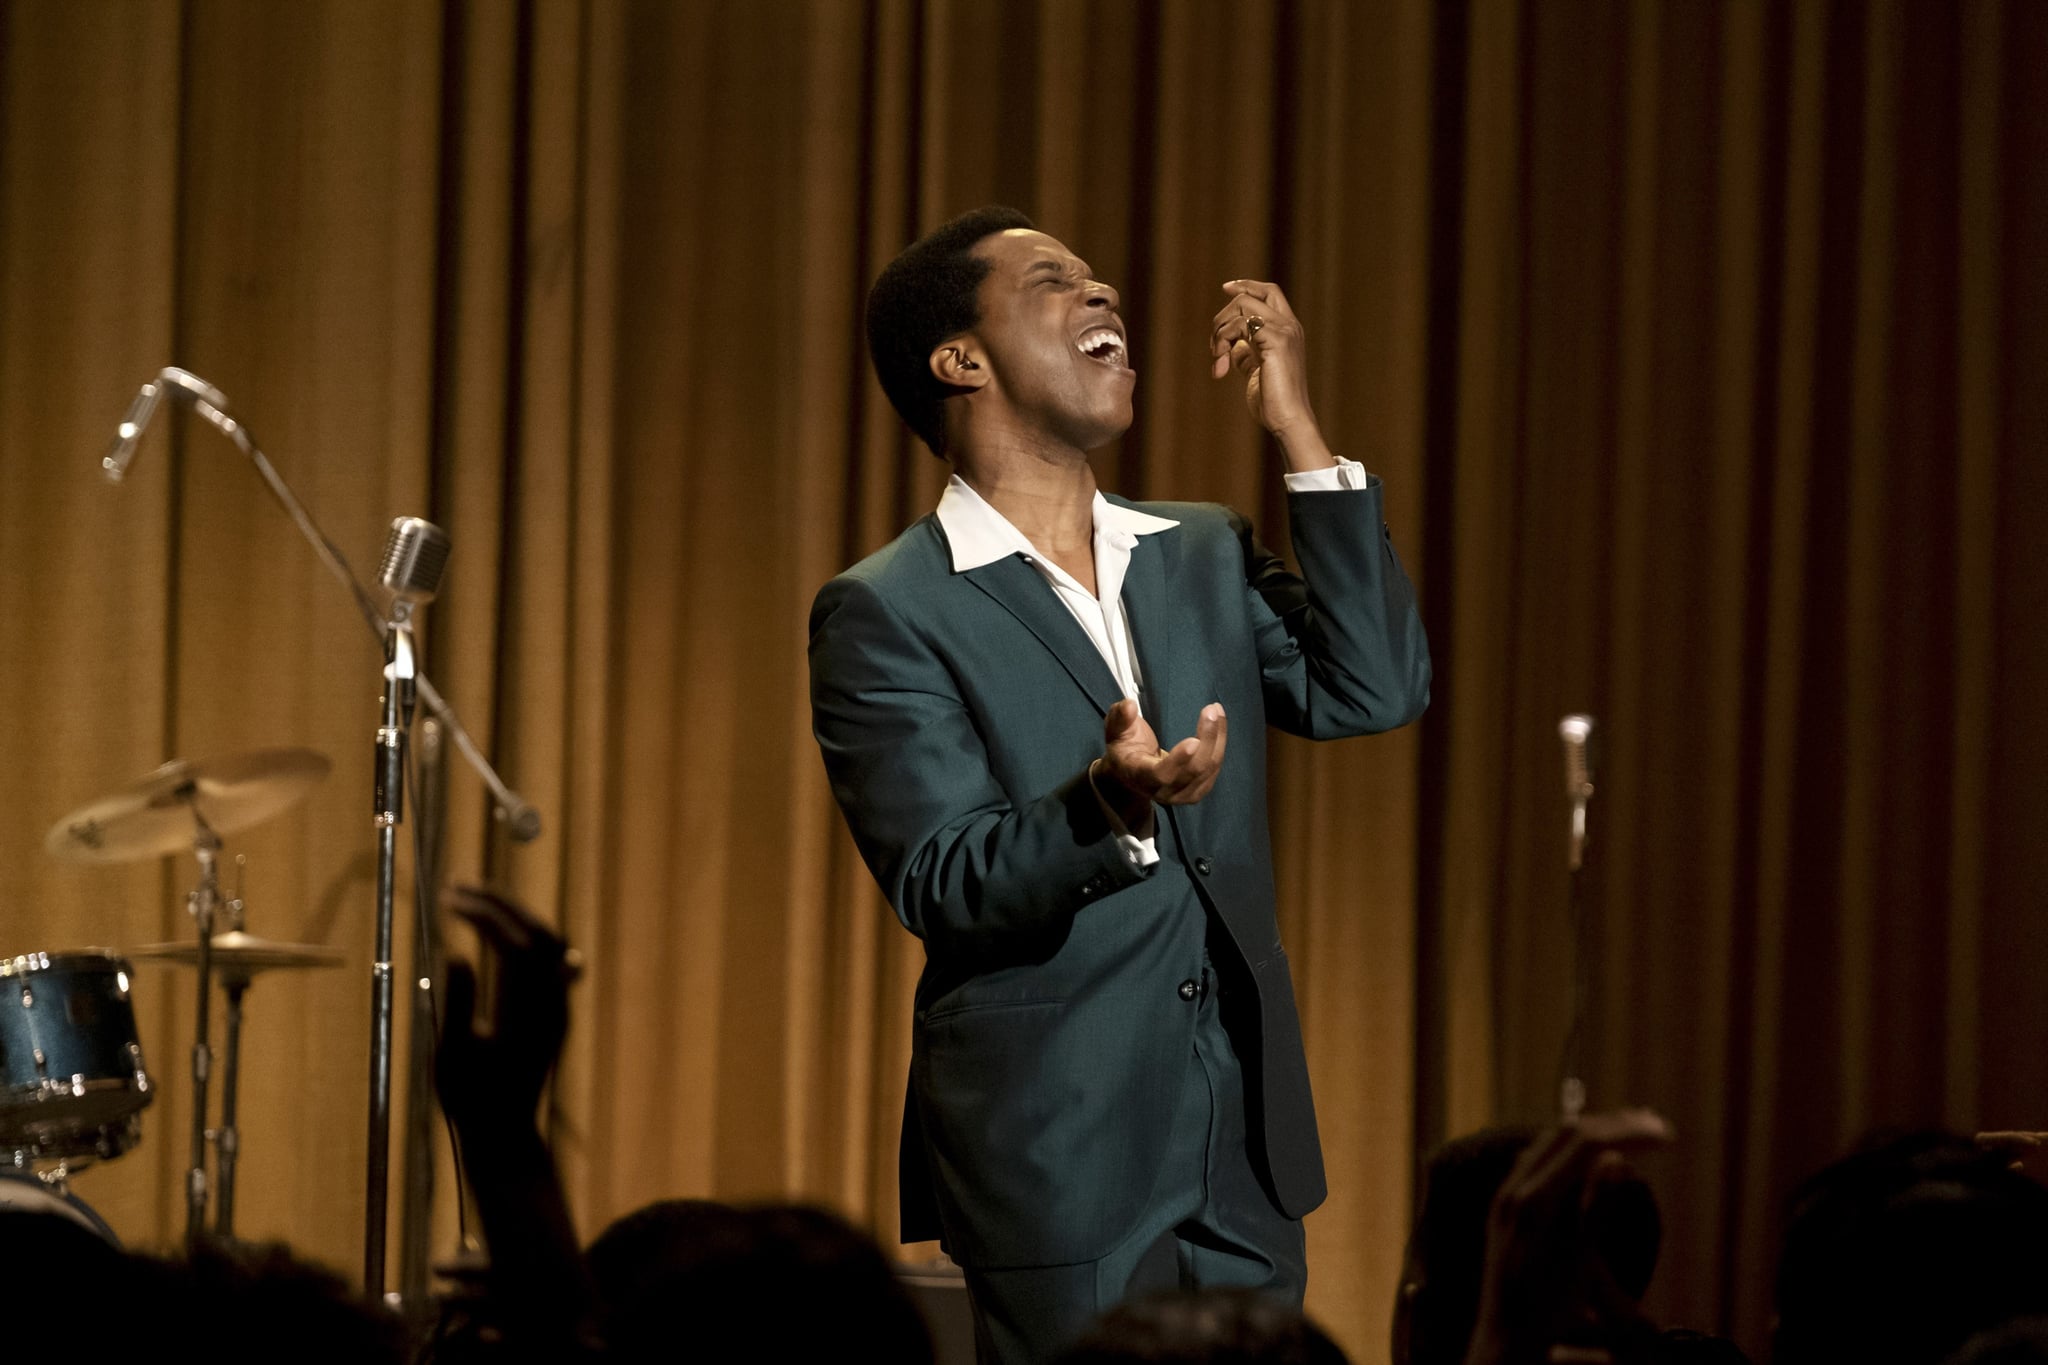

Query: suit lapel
left=962, top=555, right=1123, bottom=716
left=1121, top=527, right=1200, bottom=863
left=1119, top=524, right=1184, bottom=739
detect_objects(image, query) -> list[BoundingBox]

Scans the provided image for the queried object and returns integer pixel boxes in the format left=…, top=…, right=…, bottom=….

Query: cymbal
left=45, top=748, right=332, bottom=863
left=128, top=930, right=344, bottom=980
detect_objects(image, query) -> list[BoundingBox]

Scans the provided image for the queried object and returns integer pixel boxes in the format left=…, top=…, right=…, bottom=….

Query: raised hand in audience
left=435, top=884, right=592, bottom=1360
left=1462, top=1109, right=1673, bottom=1365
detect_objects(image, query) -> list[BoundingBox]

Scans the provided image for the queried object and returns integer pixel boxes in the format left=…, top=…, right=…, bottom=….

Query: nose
left=1084, top=279, right=1119, bottom=311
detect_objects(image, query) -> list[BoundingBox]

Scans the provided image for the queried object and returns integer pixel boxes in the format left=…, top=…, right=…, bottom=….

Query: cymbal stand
left=212, top=857, right=248, bottom=1238
left=183, top=806, right=223, bottom=1248
left=214, top=979, right=247, bottom=1238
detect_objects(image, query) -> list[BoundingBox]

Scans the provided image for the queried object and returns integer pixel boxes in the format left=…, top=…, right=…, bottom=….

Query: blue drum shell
left=0, top=952, right=153, bottom=1148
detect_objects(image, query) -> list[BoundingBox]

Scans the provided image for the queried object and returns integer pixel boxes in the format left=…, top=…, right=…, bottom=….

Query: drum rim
left=1, top=950, right=136, bottom=978
left=0, top=1170, right=122, bottom=1244
left=3, top=1109, right=145, bottom=1164
left=0, top=1075, right=150, bottom=1107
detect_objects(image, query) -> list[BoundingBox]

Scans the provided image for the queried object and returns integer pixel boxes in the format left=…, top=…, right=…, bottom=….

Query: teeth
left=1077, top=328, right=1127, bottom=365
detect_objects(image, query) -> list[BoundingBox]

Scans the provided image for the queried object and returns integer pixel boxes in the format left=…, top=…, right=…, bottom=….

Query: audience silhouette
left=7, top=886, right=2044, bottom=1365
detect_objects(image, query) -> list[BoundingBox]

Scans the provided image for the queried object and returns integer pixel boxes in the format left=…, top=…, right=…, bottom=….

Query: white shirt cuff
left=1113, top=828, right=1161, bottom=870
left=1088, top=763, right=1161, bottom=870
left=1282, top=457, right=1370, bottom=492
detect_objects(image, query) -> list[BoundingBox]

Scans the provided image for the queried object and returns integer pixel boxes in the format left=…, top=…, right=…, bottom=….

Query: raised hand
left=433, top=885, right=595, bottom=1354
left=1209, top=279, right=1324, bottom=451
left=436, top=884, right=579, bottom=1132
left=1465, top=1109, right=1674, bottom=1365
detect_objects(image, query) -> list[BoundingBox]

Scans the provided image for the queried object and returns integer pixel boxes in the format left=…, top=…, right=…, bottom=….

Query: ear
left=929, top=340, right=988, bottom=391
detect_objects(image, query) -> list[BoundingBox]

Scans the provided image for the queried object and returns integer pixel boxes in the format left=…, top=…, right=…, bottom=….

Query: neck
left=952, top=433, right=1098, bottom=553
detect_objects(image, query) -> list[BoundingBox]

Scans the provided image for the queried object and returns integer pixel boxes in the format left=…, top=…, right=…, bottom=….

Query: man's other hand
left=1209, top=279, right=1338, bottom=472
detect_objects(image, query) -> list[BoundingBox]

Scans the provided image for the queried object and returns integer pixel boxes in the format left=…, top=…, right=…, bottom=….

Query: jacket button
left=1080, top=874, right=1109, bottom=899
left=1178, top=979, right=1198, bottom=1001
left=1193, top=856, right=1213, bottom=876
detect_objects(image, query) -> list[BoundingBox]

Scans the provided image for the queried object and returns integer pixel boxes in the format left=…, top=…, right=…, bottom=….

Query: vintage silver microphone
left=374, top=516, right=537, bottom=840
left=378, top=517, right=451, bottom=622
left=101, top=368, right=231, bottom=481
left=1560, top=713, right=1596, bottom=871
left=376, top=516, right=448, bottom=726
left=101, top=379, right=165, bottom=481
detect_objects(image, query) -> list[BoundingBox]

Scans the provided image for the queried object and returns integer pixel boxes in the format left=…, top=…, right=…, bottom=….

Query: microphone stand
left=366, top=610, right=416, bottom=1294
left=1559, top=848, right=1589, bottom=1124
left=104, top=369, right=541, bottom=1295
left=1558, top=715, right=1595, bottom=1124
left=399, top=718, right=447, bottom=1311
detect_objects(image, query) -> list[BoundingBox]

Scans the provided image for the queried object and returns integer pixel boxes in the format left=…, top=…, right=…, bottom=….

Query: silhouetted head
left=6, top=1221, right=399, bottom=1362
left=1943, top=1317, right=2048, bottom=1365
left=588, top=1199, right=933, bottom=1364
left=1, top=1199, right=133, bottom=1348
left=1775, top=1132, right=2048, bottom=1365
left=1055, top=1288, right=1349, bottom=1365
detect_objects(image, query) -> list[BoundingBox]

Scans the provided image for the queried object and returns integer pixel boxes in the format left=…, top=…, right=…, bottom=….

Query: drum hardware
left=45, top=747, right=333, bottom=1246
left=138, top=862, right=346, bottom=1239
left=184, top=812, right=224, bottom=1247
left=130, top=871, right=344, bottom=1240
left=7, top=1112, right=144, bottom=1171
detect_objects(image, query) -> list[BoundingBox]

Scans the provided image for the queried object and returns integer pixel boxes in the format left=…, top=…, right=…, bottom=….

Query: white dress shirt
left=934, top=459, right=1370, bottom=871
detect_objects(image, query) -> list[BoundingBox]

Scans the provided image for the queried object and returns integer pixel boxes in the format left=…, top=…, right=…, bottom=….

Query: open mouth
left=1076, top=325, right=1129, bottom=370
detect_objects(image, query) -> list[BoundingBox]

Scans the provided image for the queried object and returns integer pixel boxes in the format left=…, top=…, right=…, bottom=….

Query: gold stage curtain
left=2, top=1, right=2044, bottom=1358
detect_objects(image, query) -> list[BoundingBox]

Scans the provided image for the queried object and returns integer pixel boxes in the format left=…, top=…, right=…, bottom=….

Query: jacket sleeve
left=808, top=572, right=1148, bottom=962
left=1235, top=478, right=1432, bottom=739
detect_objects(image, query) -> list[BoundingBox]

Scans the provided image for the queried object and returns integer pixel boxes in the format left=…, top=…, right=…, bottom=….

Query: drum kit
left=5, top=745, right=342, bottom=1244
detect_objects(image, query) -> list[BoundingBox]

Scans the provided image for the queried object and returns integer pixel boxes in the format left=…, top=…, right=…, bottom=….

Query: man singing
left=809, top=207, right=1431, bottom=1363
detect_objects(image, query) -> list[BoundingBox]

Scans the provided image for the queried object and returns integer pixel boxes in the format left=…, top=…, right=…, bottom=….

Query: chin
left=1098, top=394, right=1136, bottom=441
left=1083, top=413, right=1134, bottom=452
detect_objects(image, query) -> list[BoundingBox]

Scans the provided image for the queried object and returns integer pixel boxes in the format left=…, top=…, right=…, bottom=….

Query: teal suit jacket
left=808, top=480, right=1430, bottom=1268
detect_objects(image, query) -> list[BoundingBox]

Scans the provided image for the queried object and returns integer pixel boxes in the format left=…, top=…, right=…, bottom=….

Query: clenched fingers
left=1209, top=281, right=1300, bottom=378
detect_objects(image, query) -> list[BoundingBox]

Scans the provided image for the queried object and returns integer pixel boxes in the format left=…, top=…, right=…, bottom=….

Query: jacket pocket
left=919, top=996, right=1066, bottom=1026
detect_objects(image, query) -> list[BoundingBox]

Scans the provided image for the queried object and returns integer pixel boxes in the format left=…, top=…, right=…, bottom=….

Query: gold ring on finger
left=1245, top=316, right=1264, bottom=338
